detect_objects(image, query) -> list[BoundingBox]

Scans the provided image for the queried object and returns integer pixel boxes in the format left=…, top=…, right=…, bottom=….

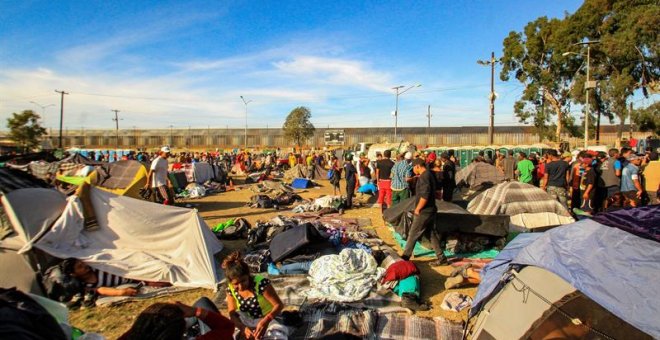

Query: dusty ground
left=69, top=178, right=476, bottom=338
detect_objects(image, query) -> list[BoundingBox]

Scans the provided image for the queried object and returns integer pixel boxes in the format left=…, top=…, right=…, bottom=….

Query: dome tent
left=467, top=206, right=660, bottom=339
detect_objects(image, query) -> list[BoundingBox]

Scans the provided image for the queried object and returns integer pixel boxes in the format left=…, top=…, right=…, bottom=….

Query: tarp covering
left=284, top=164, right=308, bottom=181
left=384, top=196, right=509, bottom=238
left=592, top=205, right=660, bottom=242
left=89, top=160, right=148, bottom=198
left=30, top=187, right=223, bottom=289
left=467, top=181, right=574, bottom=231
left=471, top=211, right=660, bottom=338
left=0, top=168, right=51, bottom=194
left=454, top=162, right=504, bottom=190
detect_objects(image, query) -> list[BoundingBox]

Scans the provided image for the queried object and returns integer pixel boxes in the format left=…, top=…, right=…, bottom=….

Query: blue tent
left=470, top=205, right=660, bottom=339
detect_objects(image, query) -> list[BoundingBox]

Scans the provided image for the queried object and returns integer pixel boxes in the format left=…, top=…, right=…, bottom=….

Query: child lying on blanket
left=119, top=299, right=234, bottom=340
left=223, top=251, right=288, bottom=340
left=62, top=258, right=171, bottom=308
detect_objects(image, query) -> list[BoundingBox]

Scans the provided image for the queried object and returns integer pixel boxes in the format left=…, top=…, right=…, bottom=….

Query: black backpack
left=216, top=218, right=251, bottom=240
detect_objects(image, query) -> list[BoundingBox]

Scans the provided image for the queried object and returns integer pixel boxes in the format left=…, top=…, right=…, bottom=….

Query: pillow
left=381, top=260, right=419, bottom=283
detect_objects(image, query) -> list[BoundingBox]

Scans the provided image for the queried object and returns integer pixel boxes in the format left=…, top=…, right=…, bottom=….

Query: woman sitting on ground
left=224, top=251, right=287, bottom=340
left=119, top=299, right=234, bottom=340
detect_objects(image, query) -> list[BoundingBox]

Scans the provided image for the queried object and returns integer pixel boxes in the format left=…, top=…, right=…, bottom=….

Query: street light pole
left=585, top=45, right=591, bottom=149
left=391, top=84, right=421, bottom=141
left=477, top=52, right=500, bottom=145
left=29, top=101, right=54, bottom=130
left=240, top=96, right=252, bottom=150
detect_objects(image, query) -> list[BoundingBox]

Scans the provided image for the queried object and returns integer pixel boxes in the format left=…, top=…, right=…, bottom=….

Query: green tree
left=631, top=102, right=660, bottom=136
left=500, top=16, right=578, bottom=142
left=282, top=106, right=315, bottom=148
left=565, top=0, right=659, bottom=140
left=6, top=110, right=47, bottom=152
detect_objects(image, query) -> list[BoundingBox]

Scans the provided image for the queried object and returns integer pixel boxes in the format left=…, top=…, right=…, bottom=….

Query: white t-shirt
left=150, top=157, right=169, bottom=188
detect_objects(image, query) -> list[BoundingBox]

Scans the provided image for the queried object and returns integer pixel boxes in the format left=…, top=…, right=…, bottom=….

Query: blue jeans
left=268, top=261, right=312, bottom=275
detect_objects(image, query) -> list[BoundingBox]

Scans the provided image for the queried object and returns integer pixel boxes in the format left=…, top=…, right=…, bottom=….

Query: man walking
left=542, top=150, right=570, bottom=209
left=376, top=150, right=395, bottom=208
left=344, top=155, right=359, bottom=210
left=391, top=152, right=413, bottom=206
left=401, top=159, right=447, bottom=266
left=145, top=146, right=172, bottom=205
left=598, top=149, right=622, bottom=203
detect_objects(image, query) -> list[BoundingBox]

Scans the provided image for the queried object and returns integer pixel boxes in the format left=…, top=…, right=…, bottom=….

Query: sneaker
left=66, top=293, right=83, bottom=310
left=80, top=291, right=96, bottom=309
left=444, top=275, right=465, bottom=290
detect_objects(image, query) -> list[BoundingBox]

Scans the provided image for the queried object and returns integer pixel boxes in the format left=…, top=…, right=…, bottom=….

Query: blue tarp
left=470, top=211, right=660, bottom=338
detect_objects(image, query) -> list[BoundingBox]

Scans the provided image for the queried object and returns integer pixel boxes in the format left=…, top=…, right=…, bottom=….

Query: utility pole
left=111, top=109, right=122, bottom=149
left=54, top=90, right=69, bottom=149
left=169, top=125, right=174, bottom=147
left=477, top=52, right=500, bottom=145
left=391, top=84, right=422, bottom=141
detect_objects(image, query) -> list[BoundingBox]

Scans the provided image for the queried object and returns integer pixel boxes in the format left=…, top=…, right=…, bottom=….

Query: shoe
left=401, top=294, right=430, bottom=311
left=449, top=263, right=472, bottom=277
left=429, top=256, right=449, bottom=267
left=444, top=275, right=465, bottom=290
left=80, top=291, right=96, bottom=309
left=66, top=293, right=83, bottom=310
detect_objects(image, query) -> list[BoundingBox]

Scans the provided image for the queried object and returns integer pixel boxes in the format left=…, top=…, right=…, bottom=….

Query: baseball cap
left=581, top=157, right=593, bottom=165
left=161, top=146, right=171, bottom=153
left=404, top=152, right=412, bottom=160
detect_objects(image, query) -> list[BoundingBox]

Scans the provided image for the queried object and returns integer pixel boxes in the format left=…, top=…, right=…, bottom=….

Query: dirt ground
left=69, top=178, right=476, bottom=338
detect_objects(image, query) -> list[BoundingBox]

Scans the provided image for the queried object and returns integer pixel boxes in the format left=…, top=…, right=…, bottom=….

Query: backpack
left=42, top=264, right=82, bottom=303
left=216, top=218, right=251, bottom=240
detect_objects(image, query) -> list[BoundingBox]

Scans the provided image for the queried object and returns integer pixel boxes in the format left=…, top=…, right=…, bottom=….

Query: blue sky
left=1, top=0, right=620, bottom=131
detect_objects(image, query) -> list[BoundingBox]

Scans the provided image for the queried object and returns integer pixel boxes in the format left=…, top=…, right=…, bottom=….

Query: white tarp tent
left=18, top=187, right=223, bottom=290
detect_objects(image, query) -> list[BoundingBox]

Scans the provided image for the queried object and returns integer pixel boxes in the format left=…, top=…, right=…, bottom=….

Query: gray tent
left=0, top=188, right=67, bottom=295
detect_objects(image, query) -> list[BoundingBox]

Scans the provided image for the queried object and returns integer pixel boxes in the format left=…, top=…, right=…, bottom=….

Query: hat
left=161, top=146, right=171, bottom=153
left=404, top=152, right=412, bottom=160
left=427, top=152, right=437, bottom=162
left=581, top=157, right=593, bottom=165
left=562, top=151, right=572, bottom=158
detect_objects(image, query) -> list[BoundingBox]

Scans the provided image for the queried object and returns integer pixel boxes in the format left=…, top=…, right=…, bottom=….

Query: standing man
left=391, top=152, right=414, bottom=206
left=344, top=155, right=359, bottom=210
left=401, top=159, right=447, bottom=266
left=515, top=152, right=535, bottom=185
left=502, top=150, right=517, bottom=181
left=145, top=146, right=172, bottom=205
left=440, top=152, right=456, bottom=202
left=621, top=154, right=645, bottom=207
left=376, top=150, right=395, bottom=208
left=597, top=149, right=622, bottom=207
left=542, top=150, right=571, bottom=209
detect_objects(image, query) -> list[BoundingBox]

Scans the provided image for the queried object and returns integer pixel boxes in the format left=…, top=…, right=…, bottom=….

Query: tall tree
left=566, top=0, right=659, bottom=140
left=500, top=16, right=578, bottom=141
left=6, top=110, right=47, bottom=152
left=631, top=101, right=660, bottom=136
left=282, top=106, right=315, bottom=149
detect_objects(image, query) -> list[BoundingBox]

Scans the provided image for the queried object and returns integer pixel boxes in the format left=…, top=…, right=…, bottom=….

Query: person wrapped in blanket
left=120, top=300, right=234, bottom=340
left=224, top=251, right=288, bottom=340
left=62, top=258, right=170, bottom=309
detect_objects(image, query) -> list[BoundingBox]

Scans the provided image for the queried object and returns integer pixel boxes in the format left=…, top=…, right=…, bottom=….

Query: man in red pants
left=376, top=149, right=395, bottom=208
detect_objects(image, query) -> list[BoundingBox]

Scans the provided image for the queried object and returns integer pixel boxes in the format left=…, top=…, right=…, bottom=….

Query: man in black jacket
left=401, top=158, right=448, bottom=266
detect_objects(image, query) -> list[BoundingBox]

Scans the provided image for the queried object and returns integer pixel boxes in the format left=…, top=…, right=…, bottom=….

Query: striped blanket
left=467, top=181, right=572, bottom=217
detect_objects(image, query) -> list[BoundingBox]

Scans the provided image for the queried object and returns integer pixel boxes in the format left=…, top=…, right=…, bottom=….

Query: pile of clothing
left=246, top=192, right=303, bottom=209
left=291, top=195, right=345, bottom=214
